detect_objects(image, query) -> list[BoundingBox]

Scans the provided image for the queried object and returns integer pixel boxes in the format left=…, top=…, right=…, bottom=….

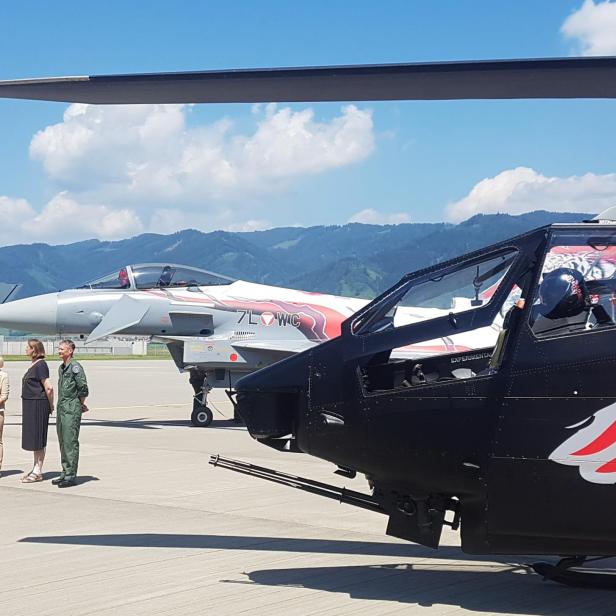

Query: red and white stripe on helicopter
left=550, top=402, right=616, bottom=485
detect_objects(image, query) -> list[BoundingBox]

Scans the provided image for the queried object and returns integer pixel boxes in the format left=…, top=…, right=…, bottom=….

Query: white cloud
left=0, top=192, right=143, bottom=245
left=25, top=102, right=375, bottom=238
left=562, top=0, right=616, bottom=55
left=146, top=207, right=271, bottom=235
left=348, top=208, right=411, bottom=225
left=225, top=219, right=271, bottom=232
left=28, top=192, right=143, bottom=240
left=446, top=167, right=616, bottom=222
left=0, top=197, right=37, bottom=244
left=29, top=103, right=374, bottom=219
left=148, top=208, right=191, bottom=233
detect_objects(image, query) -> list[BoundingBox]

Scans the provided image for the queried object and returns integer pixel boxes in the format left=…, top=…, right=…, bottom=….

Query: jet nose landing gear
left=191, top=399, right=213, bottom=427
left=189, top=368, right=213, bottom=427
left=188, top=367, right=243, bottom=427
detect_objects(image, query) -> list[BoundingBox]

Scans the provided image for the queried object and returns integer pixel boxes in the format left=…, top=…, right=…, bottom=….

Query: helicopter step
left=532, top=557, right=616, bottom=589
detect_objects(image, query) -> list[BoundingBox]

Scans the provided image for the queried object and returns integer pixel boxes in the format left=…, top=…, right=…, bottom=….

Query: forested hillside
left=0, top=211, right=589, bottom=299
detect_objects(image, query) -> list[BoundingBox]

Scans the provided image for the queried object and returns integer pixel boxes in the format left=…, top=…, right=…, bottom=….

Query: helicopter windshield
left=131, top=264, right=235, bottom=289
left=353, top=248, right=518, bottom=336
left=352, top=245, right=526, bottom=394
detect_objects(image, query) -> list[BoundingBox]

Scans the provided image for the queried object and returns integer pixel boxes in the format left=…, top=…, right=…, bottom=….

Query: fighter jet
left=0, top=262, right=501, bottom=426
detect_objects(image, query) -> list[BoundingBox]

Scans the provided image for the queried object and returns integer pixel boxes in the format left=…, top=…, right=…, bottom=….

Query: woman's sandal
left=21, top=472, right=43, bottom=483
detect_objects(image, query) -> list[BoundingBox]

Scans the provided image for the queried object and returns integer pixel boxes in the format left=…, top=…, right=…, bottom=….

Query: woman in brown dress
left=21, top=339, right=54, bottom=483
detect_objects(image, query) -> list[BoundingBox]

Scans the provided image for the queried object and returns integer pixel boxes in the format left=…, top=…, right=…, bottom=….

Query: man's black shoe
left=51, top=476, right=65, bottom=485
left=57, top=478, right=76, bottom=488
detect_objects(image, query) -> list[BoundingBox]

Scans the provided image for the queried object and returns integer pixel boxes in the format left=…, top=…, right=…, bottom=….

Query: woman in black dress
left=21, top=339, right=54, bottom=483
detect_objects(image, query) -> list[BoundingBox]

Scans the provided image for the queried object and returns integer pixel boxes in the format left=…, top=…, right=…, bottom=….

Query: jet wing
left=154, top=336, right=316, bottom=356
left=86, top=295, right=149, bottom=343
left=231, top=338, right=316, bottom=357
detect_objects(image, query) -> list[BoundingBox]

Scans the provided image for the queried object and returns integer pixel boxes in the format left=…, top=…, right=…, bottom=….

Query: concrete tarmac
left=0, top=360, right=614, bottom=615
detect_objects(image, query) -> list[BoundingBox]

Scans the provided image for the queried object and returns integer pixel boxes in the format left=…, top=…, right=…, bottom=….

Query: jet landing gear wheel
left=189, top=369, right=213, bottom=427
left=191, top=401, right=213, bottom=427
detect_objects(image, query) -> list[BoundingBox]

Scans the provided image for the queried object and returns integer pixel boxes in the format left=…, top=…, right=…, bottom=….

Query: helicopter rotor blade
left=1, top=57, right=616, bottom=104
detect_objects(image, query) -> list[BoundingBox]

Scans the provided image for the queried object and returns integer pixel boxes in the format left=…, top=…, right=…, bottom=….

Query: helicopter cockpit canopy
left=77, top=264, right=236, bottom=290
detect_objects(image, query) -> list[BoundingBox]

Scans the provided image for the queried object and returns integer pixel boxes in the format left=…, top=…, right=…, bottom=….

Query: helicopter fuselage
left=236, top=222, right=616, bottom=557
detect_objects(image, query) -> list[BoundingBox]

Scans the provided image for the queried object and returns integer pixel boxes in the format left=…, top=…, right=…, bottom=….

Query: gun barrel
left=209, top=455, right=383, bottom=514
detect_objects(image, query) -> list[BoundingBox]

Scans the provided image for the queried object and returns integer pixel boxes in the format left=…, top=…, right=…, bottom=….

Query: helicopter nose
left=236, top=388, right=299, bottom=439
left=235, top=352, right=308, bottom=439
left=0, top=293, right=58, bottom=334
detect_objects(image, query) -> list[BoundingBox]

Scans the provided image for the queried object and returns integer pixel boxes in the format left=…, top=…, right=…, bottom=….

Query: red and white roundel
left=550, top=402, right=616, bottom=485
left=260, top=311, right=275, bottom=326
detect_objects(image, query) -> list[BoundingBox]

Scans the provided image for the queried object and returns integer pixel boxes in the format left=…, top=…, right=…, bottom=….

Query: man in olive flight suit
left=52, top=339, right=89, bottom=488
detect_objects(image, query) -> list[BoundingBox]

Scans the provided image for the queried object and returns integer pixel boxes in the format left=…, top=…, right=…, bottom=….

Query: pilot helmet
left=118, top=268, right=129, bottom=286
left=539, top=267, right=589, bottom=319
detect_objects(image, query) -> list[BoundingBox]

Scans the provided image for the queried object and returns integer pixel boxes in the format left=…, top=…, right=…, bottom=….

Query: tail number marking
left=237, top=309, right=301, bottom=328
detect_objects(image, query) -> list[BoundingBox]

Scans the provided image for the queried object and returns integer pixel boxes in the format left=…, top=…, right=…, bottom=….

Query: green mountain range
left=0, top=211, right=589, bottom=300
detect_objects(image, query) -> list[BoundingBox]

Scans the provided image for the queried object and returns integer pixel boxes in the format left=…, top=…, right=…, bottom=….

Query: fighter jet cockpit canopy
left=77, top=264, right=236, bottom=291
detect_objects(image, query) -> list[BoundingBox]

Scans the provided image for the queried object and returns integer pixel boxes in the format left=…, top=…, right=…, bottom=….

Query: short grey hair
left=59, top=339, right=76, bottom=352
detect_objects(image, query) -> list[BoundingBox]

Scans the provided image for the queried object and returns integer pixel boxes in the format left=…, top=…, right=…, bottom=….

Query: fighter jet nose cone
left=0, top=293, right=58, bottom=334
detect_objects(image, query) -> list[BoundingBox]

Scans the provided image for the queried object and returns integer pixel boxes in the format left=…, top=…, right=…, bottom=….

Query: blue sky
left=0, top=1, right=615, bottom=244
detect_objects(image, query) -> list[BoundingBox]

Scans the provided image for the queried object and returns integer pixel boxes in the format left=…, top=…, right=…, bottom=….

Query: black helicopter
left=222, top=213, right=616, bottom=588
left=2, top=56, right=616, bottom=587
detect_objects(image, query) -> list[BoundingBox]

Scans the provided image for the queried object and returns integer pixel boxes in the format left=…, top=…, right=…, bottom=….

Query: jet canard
left=222, top=213, right=616, bottom=586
